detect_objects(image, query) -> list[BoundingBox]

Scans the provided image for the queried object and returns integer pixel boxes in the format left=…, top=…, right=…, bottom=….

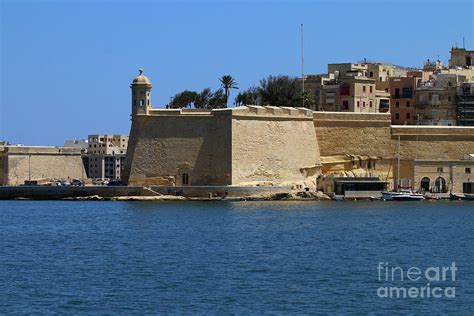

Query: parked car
left=71, top=179, right=85, bottom=186
left=93, top=178, right=109, bottom=186
left=108, top=180, right=124, bottom=186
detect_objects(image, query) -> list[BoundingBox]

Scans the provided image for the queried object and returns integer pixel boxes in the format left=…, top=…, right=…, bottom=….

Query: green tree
left=219, top=75, right=238, bottom=106
left=299, top=90, right=315, bottom=109
left=235, top=86, right=259, bottom=106
left=259, top=75, right=302, bottom=107
left=169, top=90, right=198, bottom=108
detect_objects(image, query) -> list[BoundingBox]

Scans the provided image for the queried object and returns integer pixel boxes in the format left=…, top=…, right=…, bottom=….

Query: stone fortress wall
left=0, top=146, right=86, bottom=186
left=313, top=112, right=474, bottom=161
left=124, top=106, right=321, bottom=187
left=313, top=112, right=474, bottom=190
left=124, top=108, right=233, bottom=186
left=231, top=106, right=320, bottom=186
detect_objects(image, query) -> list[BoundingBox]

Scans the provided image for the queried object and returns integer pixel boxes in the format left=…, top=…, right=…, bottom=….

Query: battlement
left=146, top=105, right=314, bottom=119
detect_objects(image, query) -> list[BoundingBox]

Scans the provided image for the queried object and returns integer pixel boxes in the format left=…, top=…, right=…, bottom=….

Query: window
left=363, top=101, right=366, bottom=107
left=363, top=86, right=366, bottom=92
left=369, top=86, right=373, bottom=93
left=369, top=71, right=373, bottom=77
left=357, top=101, right=360, bottom=107
left=396, top=101, right=400, bottom=108
left=369, top=101, right=373, bottom=107
left=402, top=88, right=413, bottom=98
left=139, top=99, right=144, bottom=106
left=342, top=100, right=349, bottom=110
left=182, top=173, right=189, bottom=185
left=437, top=167, right=444, bottom=173
left=395, top=88, right=400, bottom=98
left=395, top=113, right=400, bottom=120
left=432, top=95, right=439, bottom=102
left=466, top=168, right=471, bottom=174
left=406, top=101, right=410, bottom=107
left=340, top=84, right=350, bottom=96
left=406, top=113, right=410, bottom=119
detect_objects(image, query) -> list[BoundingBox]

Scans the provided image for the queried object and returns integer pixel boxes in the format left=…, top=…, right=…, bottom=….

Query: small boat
left=382, top=189, right=424, bottom=201
left=450, top=193, right=474, bottom=201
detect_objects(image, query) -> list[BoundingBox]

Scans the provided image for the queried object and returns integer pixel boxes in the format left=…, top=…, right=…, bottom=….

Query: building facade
left=389, top=75, right=420, bottom=125
left=457, top=82, right=474, bottom=126
left=416, top=74, right=458, bottom=126
left=449, top=47, right=474, bottom=68
left=86, top=134, right=129, bottom=180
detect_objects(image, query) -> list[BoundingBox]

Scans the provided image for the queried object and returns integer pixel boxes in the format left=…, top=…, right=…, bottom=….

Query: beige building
left=88, top=134, right=128, bottom=155
left=0, top=145, right=86, bottom=185
left=87, top=134, right=129, bottom=180
left=311, top=62, right=406, bottom=113
left=413, top=157, right=474, bottom=193
left=449, top=47, right=474, bottom=68
left=416, top=74, right=459, bottom=126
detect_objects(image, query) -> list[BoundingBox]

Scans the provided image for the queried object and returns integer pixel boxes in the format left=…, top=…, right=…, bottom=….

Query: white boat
left=382, top=189, right=424, bottom=201
left=381, top=136, right=425, bottom=201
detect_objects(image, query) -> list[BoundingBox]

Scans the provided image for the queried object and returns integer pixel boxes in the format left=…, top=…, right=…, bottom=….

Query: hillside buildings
left=307, top=46, right=474, bottom=126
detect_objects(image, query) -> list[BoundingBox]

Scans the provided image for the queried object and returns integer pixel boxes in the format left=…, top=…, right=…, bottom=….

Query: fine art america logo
left=377, top=262, right=457, bottom=299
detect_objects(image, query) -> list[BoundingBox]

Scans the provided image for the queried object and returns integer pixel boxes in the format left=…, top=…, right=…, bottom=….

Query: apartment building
left=86, top=134, right=129, bottom=180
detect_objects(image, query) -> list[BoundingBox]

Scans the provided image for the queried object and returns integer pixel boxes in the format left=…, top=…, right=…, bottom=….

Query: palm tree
left=219, top=75, right=238, bottom=107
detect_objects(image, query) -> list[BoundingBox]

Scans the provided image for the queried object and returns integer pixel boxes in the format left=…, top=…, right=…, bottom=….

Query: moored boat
left=383, top=189, right=424, bottom=201
left=450, top=193, right=474, bottom=201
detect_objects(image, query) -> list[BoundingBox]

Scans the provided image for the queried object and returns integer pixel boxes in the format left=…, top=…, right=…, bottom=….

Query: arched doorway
left=420, top=177, right=430, bottom=192
left=434, top=177, right=447, bottom=193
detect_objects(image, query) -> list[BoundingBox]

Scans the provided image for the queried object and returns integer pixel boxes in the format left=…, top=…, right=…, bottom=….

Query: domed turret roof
left=132, top=68, right=151, bottom=85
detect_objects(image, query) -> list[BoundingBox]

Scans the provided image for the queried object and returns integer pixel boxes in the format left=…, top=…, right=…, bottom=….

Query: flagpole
left=301, top=23, right=305, bottom=108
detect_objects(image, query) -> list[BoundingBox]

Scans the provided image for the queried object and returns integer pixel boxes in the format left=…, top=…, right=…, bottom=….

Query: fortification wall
left=231, top=106, right=320, bottom=186
left=2, top=147, right=85, bottom=185
left=313, top=112, right=393, bottom=158
left=314, top=112, right=474, bottom=160
left=124, top=109, right=233, bottom=186
left=392, top=126, right=474, bottom=160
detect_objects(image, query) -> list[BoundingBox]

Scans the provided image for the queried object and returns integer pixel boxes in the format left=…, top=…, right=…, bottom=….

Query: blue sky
left=1, top=0, right=473, bottom=145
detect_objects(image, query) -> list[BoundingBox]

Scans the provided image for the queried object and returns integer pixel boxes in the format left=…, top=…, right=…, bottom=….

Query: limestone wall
left=124, top=109, right=233, bottom=186
left=314, top=112, right=393, bottom=157
left=124, top=106, right=321, bottom=187
left=231, top=106, right=320, bottom=186
left=314, top=112, right=474, bottom=190
left=314, top=112, right=474, bottom=160
left=1, top=147, right=86, bottom=186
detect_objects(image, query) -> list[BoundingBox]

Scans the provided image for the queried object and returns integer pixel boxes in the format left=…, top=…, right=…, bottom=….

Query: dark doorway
left=420, top=177, right=430, bottom=192
left=182, top=173, right=189, bottom=185
left=463, top=182, right=473, bottom=193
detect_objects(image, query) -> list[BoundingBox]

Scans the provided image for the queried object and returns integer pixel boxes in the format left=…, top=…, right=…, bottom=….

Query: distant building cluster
left=305, top=47, right=474, bottom=126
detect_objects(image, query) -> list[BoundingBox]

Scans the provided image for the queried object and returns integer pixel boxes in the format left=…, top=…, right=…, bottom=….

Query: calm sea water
left=1, top=200, right=473, bottom=314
